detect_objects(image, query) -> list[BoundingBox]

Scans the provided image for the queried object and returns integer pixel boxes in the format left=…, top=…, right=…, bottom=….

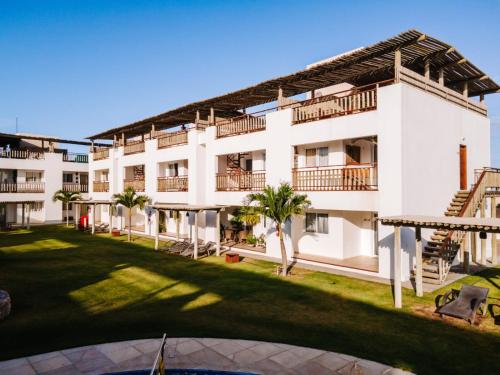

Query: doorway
left=459, top=145, right=467, bottom=190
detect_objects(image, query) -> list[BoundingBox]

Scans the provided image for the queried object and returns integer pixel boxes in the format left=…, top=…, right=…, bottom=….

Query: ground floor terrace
left=0, top=225, right=498, bottom=375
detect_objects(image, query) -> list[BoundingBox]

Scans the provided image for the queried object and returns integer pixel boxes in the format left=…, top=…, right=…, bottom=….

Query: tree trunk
left=128, top=209, right=132, bottom=242
left=66, top=202, right=69, bottom=227
left=278, top=226, right=288, bottom=276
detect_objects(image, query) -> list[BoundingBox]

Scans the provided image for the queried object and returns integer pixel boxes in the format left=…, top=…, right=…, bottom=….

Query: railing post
left=394, top=49, right=402, bottom=83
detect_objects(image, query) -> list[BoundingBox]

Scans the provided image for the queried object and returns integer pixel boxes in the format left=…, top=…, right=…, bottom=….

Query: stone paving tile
left=195, top=338, right=221, bottom=347
left=39, top=364, right=83, bottom=375
left=248, top=342, right=285, bottom=357
left=337, top=361, right=390, bottom=375
left=29, top=354, right=71, bottom=374
left=231, top=348, right=268, bottom=366
left=312, top=352, right=352, bottom=371
left=269, top=347, right=325, bottom=369
left=248, top=358, right=290, bottom=374
left=27, top=352, right=60, bottom=364
left=69, top=349, right=115, bottom=373
left=292, top=360, right=333, bottom=375
left=185, top=347, right=236, bottom=369
left=0, top=357, right=31, bottom=371
left=174, top=339, right=205, bottom=356
left=357, top=358, right=392, bottom=374
left=2, top=363, right=37, bottom=375
left=100, top=345, right=142, bottom=365
left=210, top=340, right=247, bottom=357
left=132, top=339, right=162, bottom=354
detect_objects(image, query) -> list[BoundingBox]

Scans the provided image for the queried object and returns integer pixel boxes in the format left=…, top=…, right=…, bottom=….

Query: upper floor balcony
left=292, top=164, right=377, bottom=191
left=92, top=147, right=110, bottom=161
left=62, top=153, right=88, bottom=163
left=216, top=171, right=266, bottom=191
left=63, top=183, right=89, bottom=193
left=0, top=182, right=45, bottom=193
left=93, top=181, right=109, bottom=192
left=216, top=112, right=267, bottom=139
left=123, top=164, right=145, bottom=191
left=157, top=176, right=188, bottom=192
left=0, top=149, right=44, bottom=160
left=157, top=130, right=188, bottom=149
left=123, top=140, right=145, bottom=155
left=157, top=159, right=188, bottom=191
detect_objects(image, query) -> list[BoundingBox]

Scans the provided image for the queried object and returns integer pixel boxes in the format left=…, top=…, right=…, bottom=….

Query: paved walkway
left=0, top=338, right=413, bottom=375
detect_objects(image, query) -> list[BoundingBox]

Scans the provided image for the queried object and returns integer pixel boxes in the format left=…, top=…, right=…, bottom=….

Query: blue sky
left=0, top=0, right=498, bottom=162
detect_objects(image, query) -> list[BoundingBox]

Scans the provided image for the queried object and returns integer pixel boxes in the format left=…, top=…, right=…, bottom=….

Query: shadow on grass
left=0, top=226, right=499, bottom=375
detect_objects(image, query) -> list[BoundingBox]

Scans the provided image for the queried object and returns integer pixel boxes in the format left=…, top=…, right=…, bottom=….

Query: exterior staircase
left=421, top=190, right=470, bottom=284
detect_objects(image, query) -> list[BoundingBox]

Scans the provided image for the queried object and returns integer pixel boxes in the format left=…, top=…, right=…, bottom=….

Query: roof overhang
left=151, top=203, right=228, bottom=212
left=379, top=215, right=500, bottom=233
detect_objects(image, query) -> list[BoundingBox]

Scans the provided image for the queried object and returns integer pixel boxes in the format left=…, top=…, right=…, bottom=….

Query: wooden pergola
left=379, top=215, right=500, bottom=308
left=0, top=200, right=43, bottom=229
left=150, top=203, right=227, bottom=259
left=72, top=200, right=114, bottom=235
left=88, top=29, right=499, bottom=141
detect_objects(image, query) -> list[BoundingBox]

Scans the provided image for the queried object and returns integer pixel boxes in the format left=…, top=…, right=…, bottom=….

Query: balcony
left=157, top=176, right=188, bottom=192
left=63, top=183, right=88, bottom=193
left=157, top=130, right=188, bottom=149
left=123, top=141, right=145, bottom=155
left=216, top=171, right=265, bottom=191
left=292, top=85, right=377, bottom=125
left=292, top=164, right=377, bottom=191
left=124, top=179, right=145, bottom=192
left=63, top=153, right=88, bottom=163
left=0, top=182, right=45, bottom=193
left=0, top=149, right=44, bottom=160
left=92, top=147, right=109, bottom=161
left=93, top=181, right=109, bottom=192
left=216, top=114, right=266, bottom=138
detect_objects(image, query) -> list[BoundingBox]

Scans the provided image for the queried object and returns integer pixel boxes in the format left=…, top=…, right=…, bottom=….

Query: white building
left=0, top=132, right=90, bottom=227
left=87, top=30, right=500, bottom=284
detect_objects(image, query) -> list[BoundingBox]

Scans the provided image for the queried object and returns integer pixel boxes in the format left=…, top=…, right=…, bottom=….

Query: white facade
left=0, top=136, right=89, bottom=226
left=89, top=77, right=491, bottom=281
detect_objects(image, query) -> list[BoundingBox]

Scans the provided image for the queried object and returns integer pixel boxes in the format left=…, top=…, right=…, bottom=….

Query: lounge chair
left=197, top=241, right=216, bottom=257
left=436, top=285, right=489, bottom=324
left=166, top=241, right=190, bottom=255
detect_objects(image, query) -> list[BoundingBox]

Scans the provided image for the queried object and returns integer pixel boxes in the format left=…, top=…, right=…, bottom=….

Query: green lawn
left=0, top=225, right=499, bottom=375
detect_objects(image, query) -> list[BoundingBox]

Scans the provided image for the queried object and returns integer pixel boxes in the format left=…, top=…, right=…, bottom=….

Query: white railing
left=292, top=164, right=377, bottom=191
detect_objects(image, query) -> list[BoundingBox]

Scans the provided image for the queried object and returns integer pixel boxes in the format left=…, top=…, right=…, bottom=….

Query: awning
left=379, top=215, right=500, bottom=233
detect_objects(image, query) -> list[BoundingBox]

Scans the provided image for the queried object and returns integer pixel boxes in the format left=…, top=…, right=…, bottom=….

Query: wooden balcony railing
left=63, top=183, right=88, bottom=193
left=216, top=171, right=265, bottom=191
left=63, top=153, right=88, bottom=163
left=157, top=176, right=188, bottom=192
left=93, top=181, right=109, bottom=192
left=124, top=179, right=145, bottom=192
left=123, top=141, right=145, bottom=155
left=157, top=130, right=188, bottom=149
left=0, top=182, right=45, bottom=193
left=0, top=149, right=44, bottom=160
left=216, top=114, right=266, bottom=138
left=292, top=164, right=377, bottom=191
left=92, top=147, right=109, bottom=161
left=292, top=86, right=378, bottom=125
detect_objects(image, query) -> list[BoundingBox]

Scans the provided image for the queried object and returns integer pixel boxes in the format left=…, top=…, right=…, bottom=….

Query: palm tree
left=246, top=183, right=310, bottom=276
left=112, top=187, right=150, bottom=241
left=52, top=190, right=82, bottom=227
left=237, top=205, right=261, bottom=234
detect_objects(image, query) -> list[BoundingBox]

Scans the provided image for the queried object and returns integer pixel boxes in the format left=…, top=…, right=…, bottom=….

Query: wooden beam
left=438, top=68, right=444, bottom=85
left=480, top=199, right=486, bottom=264
left=492, top=196, right=497, bottom=266
left=394, top=49, right=402, bottom=83
left=415, top=227, right=423, bottom=297
left=463, top=81, right=469, bottom=97
left=424, top=60, right=430, bottom=80
left=394, top=225, right=402, bottom=308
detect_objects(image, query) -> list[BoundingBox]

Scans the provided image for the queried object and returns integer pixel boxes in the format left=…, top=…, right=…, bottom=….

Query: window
left=245, top=159, right=253, bottom=171
left=305, top=147, right=329, bottom=167
left=25, top=171, right=42, bottom=182
left=305, top=212, right=329, bottom=234
left=63, top=173, right=73, bottom=183
left=168, top=163, right=179, bottom=177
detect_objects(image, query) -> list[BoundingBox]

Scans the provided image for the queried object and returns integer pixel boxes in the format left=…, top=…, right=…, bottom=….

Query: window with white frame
left=25, top=171, right=42, bottom=182
left=305, top=212, right=329, bottom=234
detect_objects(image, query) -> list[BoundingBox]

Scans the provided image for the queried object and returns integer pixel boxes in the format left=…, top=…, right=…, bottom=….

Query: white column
left=109, top=204, right=113, bottom=234
left=21, top=203, right=25, bottom=227
left=155, top=209, right=160, bottom=251
left=26, top=204, right=31, bottom=230
left=394, top=225, right=402, bottom=308
left=75, top=204, right=80, bottom=230
left=193, top=211, right=199, bottom=260
left=91, top=205, right=96, bottom=235
left=463, top=232, right=470, bottom=273
left=216, top=210, right=221, bottom=256
left=415, top=226, right=423, bottom=297
left=492, top=197, right=497, bottom=265
left=480, top=199, right=486, bottom=264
